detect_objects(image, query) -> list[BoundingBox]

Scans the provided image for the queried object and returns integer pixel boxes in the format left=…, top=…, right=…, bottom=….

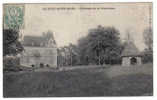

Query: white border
left=0, top=0, right=156, bottom=100
left=0, top=0, right=156, bottom=3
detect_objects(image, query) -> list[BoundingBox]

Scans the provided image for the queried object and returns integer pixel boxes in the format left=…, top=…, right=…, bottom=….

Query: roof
left=22, top=35, right=57, bottom=47
left=22, top=36, right=46, bottom=47
left=121, top=41, right=141, bottom=57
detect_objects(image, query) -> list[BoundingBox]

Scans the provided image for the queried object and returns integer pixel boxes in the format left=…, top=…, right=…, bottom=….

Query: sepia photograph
left=3, top=3, right=153, bottom=97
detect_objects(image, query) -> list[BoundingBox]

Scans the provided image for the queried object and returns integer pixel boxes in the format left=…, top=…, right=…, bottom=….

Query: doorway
left=130, top=57, right=137, bottom=65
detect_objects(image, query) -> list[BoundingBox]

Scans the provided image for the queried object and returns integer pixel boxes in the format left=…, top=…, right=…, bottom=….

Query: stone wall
left=136, top=57, right=142, bottom=65
left=122, top=56, right=142, bottom=66
left=20, top=46, right=57, bottom=68
left=122, top=57, right=130, bottom=66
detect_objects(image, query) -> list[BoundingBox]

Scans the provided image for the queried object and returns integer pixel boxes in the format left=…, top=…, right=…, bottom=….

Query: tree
left=57, top=44, right=80, bottom=66
left=143, top=27, right=153, bottom=51
left=68, top=43, right=80, bottom=66
left=142, top=27, right=153, bottom=63
left=77, top=25, right=123, bottom=65
left=141, top=48, right=153, bottom=63
left=3, top=29, right=24, bottom=56
left=57, top=46, right=70, bottom=66
left=57, top=48, right=64, bottom=66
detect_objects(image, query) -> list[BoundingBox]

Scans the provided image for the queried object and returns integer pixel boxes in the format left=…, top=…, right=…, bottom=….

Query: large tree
left=3, top=29, right=23, bottom=56
left=142, top=27, right=153, bottom=63
left=143, top=27, right=153, bottom=51
left=77, top=25, right=123, bottom=65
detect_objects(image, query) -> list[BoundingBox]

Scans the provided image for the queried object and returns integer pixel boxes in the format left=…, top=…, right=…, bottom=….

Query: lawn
left=3, top=63, right=153, bottom=97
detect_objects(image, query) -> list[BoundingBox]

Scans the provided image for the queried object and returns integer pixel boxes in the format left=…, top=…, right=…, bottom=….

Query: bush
left=3, top=56, right=21, bottom=72
left=142, top=53, right=153, bottom=64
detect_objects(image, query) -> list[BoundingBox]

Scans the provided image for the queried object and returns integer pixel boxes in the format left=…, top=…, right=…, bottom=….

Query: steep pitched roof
left=22, top=36, right=45, bottom=47
left=22, top=35, right=57, bottom=47
left=121, top=41, right=141, bottom=57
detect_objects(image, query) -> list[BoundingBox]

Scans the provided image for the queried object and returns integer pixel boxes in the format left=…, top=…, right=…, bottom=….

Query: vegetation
left=3, top=26, right=153, bottom=97
left=3, top=5, right=153, bottom=97
left=3, top=64, right=153, bottom=97
left=57, top=44, right=80, bottom=66
left=3, top=29, right=23, bottom=56
left=143, top=27, right=153, bottom=51
left=77, top=25, right=123, bottom=65
left=57, top=25, right=123, bottom=66
left=142, top=27, right=153, bottom=63
left=3, top=29, right=24, bottom=70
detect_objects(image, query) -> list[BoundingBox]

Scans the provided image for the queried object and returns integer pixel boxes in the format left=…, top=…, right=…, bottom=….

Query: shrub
left=142, top=53, right=153, bottom=64
left=3, top=56, right=23, bottom=72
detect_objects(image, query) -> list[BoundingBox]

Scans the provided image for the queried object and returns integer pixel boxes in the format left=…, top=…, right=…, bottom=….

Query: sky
left=21, top=3, right=152, bottom=51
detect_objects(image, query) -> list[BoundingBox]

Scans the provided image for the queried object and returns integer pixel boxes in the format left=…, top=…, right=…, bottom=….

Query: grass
left=110, top=74, right=153, bottom=96
left=3, top=63, right=153, bottom=97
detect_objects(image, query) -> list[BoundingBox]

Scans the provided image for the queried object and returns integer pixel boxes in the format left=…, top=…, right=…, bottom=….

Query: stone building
left=121, top=41, right=142, bottom=66
left=20, top=34, right=57, bottom=68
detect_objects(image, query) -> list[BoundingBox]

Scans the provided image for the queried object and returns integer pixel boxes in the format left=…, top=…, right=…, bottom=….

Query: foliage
left=57, top=44, right=80, bottom=66
left=143, top=27, right=153, bottom=51
left=3, top=56, right=20, bottom=69
left=3, top=29, right=24, bottom=56
left=142, top=27, right=153, bottom=63
left=141, top=48, right=153, bottom=63
left=77, top=25, right=123, bottom=65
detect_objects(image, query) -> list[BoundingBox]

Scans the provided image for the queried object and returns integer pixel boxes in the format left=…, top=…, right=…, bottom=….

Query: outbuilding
left=121, top=41, right=142, bottom=66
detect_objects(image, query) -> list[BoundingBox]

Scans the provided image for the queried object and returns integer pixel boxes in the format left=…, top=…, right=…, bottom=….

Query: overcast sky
left=21, top=3, right=152, bottom=51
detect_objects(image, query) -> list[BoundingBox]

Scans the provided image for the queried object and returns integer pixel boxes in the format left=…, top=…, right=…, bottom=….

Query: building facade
left=20, top=34, right=57, bottom=68
left=121, top=41, right=142, bottom=66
